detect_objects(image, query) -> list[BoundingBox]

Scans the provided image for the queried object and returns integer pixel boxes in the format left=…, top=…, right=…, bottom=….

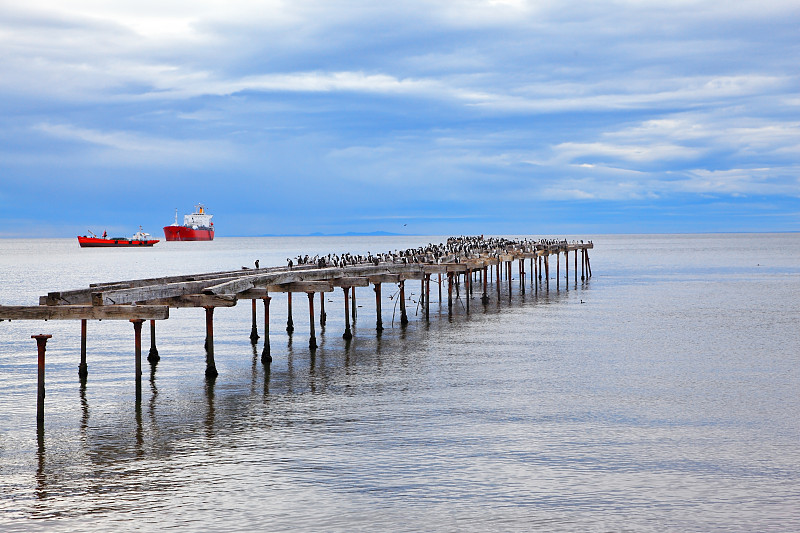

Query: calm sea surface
left=1, top=234, right=799, bottom=531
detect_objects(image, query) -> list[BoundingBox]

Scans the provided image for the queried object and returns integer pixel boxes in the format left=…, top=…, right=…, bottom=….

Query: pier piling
left=250, top=299, right=259, bottom=343
left=79, top=319, right=88, bottom=378
left=307, top=292, right=317, bottom=350
left=33, top=334, right=52, bottom=427
left=261, top=296, right=272, bottom=364
left=204, top=307, right=218, bottom=378
left=286, top=292, right=294, bottom=334
left=148, top=319, right=160, bottom=363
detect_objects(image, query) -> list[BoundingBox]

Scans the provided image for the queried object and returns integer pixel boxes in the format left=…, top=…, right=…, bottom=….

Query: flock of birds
left=272, top=235, right=591, bottom=270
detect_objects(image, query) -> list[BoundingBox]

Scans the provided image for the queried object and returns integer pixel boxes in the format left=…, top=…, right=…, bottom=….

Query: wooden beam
left=368, top=274, right=401, bottom=284
left=332, top=277, right=370, bottom=288
left=268, top=281, right=334, bottom=293
left=422, top=265, right=449, bottom=274
left=147, top=295, right=237, bottom=308
left=0, top=305, right=169, bottom=320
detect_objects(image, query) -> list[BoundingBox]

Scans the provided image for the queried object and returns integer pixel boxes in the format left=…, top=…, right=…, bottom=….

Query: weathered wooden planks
left=0, top=305, right=169, bottom=320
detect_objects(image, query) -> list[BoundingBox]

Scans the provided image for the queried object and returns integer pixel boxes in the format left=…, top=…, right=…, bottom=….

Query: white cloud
left=34, top=122, right=233, bottom=166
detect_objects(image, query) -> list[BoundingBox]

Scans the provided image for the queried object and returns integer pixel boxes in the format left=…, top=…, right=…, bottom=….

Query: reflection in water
left=205, top=377, right=215, bottom=440
left=79, top=377, right=89, bottom=435
left=35, top=424, right=46, bottom=500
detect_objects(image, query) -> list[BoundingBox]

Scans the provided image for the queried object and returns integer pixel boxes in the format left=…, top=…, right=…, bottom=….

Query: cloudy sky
left=1, top=0, right=798, bottom=237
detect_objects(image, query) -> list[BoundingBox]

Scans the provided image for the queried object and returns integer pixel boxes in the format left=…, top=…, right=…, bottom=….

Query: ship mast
left=174, top=208, right=178, bottom=226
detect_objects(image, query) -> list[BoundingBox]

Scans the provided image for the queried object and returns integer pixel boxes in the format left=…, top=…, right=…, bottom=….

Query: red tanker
left=163, top=204, right=215, bottom=241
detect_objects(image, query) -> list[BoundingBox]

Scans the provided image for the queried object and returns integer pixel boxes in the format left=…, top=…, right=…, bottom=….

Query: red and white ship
left=163, top=204, right=215, bottom=241
left=78, top=227, right=159, bottom=248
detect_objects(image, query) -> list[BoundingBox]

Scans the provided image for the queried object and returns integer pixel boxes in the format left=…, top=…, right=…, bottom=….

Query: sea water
left=1, top=234, right=799, bottom=531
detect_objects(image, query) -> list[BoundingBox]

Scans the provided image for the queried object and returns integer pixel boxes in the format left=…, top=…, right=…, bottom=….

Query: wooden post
left=250, top=298, right=259, bottom=343
left=148, top=319, right=160, bottom=363
left=286, top=292, right=294, bottom=333
left=343, top=287, right=353, bottom=339
left=538, top=255, right=543, bottom=279
left=307, top=292, right=317, bottom=350
left=261, top=296, right=272, bottom=364
left=438, top=273, right=442, bottom=303
left=420, top=279, right=425, bottom=306
left=374, top=283, right=384, bottom=332
left=530, top=257, right=534, bottom=285
left=399, top=280, right=409, bottom=325
left=519, top=259, right=525, bottom=294
left=33, top=334, right=52, bottom=427
left=79, top=319, right=88, bottom=378
left=565, top=250, right=569, bottom=289
left=204, top=307, right=218, bottom=378
left=319, top=292, right=326, bottom=325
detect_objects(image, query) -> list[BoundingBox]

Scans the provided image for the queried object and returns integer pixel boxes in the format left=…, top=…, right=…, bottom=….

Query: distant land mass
left=256, top=231, right=413, bottom=237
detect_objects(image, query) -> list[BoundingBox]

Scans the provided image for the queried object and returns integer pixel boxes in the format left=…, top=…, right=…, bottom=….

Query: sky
left=1, top=0, right=798, bottom=237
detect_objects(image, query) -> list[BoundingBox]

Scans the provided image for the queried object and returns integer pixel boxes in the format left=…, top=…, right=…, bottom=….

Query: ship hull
left=163, top=225, right=215, bottom=241
left=78, top=236, right=159, bottom=247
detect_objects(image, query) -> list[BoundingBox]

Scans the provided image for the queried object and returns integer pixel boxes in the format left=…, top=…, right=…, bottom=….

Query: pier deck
left=1, top=236, right=593, bottom=425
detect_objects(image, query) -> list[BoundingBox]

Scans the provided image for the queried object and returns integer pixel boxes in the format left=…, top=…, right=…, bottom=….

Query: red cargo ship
left=163, top=204, right=215, bottom=241
left=78, top=228, right=159, bottom=247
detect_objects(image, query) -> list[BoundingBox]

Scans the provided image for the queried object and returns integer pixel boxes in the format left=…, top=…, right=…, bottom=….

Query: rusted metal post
left=586, top=250, right=592, bottom=277
left=261, top=296, right=272, bottom=364
left=286, top=292, right=294, bottom=334
left=307, top=292, right=317, bottom=350
left=556, top=252, right=560, bottom=290
left=530, top=257, right=534, bottom=285
left=545, top=254, right=550, bottom=291
left=482, top=265, right=489, bottom=304
left=465, top=270, right=471, bottom=312
left=447, top=271, right=453, bottom=312
left=581, top=249, right=585, bottom=281
left=148, top=319, right=160, bottom=363
left=319, top=292, right=326, bottom=325
left=351, top=286, right=357, bottom=322
left=131, top=319, right=144, bottom=379
left=204, top=307, right=218, bottom=378
left=575, top=247, right=578, bottom=284
left=33, top=334, right=52, bottom=426
left=250, top=299, right=259, bottom=343
left=374, top=283, right=384, bottom=332
left=496, top=261, right=501, bottom=299
left=507, top=261, right=512, bottom=297
left=399, top=280, right=409, bottom=325
left=425, top=273, right=431, bottom=320
left=342, top=287, right=353, bottom=339
left=79, top=319, right=88, bottom=378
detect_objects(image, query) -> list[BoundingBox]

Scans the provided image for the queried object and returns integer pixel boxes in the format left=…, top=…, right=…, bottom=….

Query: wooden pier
left=1, top=236, right=593, bottom=425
